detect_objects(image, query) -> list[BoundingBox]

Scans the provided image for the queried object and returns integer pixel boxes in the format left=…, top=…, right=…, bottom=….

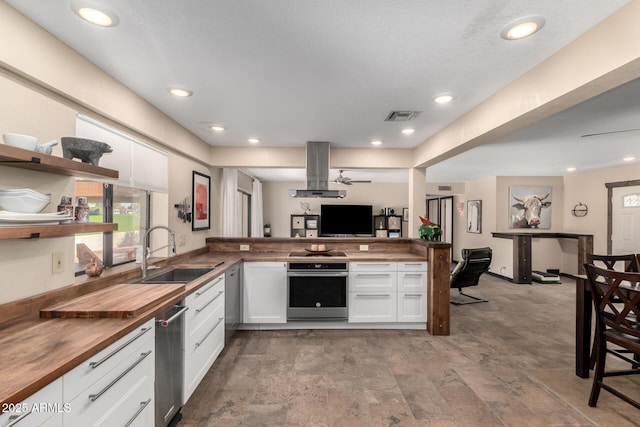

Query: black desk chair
left=450, top=247, right=492, bottom=305
left=584, top=264, right=640, bottom=409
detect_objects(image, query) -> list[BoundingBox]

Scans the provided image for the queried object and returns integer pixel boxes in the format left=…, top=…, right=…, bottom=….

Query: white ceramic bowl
left=0, top=189, right=51, bottom=200
left=0, top=193, right=51, bottom=213
left=2, top=133, right=38, bottom=150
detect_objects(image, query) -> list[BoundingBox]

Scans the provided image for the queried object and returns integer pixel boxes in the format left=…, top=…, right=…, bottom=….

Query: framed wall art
left=467, top=200, right=482, bottom=233
left=509, top=185, right=552, bottom=229
left=192, top=171, right=211, bottom=231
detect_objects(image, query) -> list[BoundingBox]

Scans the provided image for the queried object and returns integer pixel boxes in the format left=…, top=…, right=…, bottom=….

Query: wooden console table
left=491, top=233, right=593, bottom=283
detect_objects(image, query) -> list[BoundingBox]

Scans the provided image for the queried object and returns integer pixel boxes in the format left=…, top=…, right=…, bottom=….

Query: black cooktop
left=288, top=251, right=347, bottom=257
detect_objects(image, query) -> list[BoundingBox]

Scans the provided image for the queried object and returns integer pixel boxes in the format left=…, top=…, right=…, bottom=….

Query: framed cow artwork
left=509, top=185, right=552, bottom=229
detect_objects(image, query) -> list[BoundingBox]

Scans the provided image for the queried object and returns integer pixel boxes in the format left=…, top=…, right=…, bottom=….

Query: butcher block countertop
left=0, top=246, right=432, bottom=405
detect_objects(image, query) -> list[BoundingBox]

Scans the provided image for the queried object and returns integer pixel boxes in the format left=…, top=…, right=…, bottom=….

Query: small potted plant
left=418, top=216, right=441, bottom=241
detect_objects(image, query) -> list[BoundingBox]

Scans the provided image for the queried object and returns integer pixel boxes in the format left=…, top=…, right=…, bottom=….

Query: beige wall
left=262, top=182, right=409, bottom=238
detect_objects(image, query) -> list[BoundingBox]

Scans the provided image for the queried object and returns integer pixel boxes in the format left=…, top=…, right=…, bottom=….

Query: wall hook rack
left=174, top=197, right=191, bottom=223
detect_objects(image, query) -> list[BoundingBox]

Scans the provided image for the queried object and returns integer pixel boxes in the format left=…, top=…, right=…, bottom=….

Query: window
left=74, top=181, right=149, bottom=274
left=623, top=193, right=640, bottom=208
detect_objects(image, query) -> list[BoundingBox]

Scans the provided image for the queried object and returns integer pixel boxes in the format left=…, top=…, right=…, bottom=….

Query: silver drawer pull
left=402, top=273, right=423, bottom=277
left=356, top=273, right=391, bottom=277
left=195, top=276, right=223, bottom=296
left=124, top=398, right=152, bottom=427
left=157, top=305, right=189, bottom=327
left=196, top=291, right=224, bottom=313
left=89, top=326, right=152, bottom=369
left=7, top=410, right=33, bottom=427
left=403, top=294, right=423, bottom=297
left=356, top=293, right=391, bottom=297
left=89, top=351, right=152, bottom=402
left=195, top=317, right=224, bottom=348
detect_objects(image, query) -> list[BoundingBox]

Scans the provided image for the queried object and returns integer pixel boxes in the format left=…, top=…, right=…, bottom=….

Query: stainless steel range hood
left=289, top=141, right=346, bottom=198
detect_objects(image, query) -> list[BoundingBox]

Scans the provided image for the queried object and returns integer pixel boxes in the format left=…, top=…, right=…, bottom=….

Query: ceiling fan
left=333, top=170, right=371, bottom=185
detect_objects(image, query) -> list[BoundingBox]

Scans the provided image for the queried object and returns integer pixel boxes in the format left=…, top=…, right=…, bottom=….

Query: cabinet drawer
left=0, top=378, right=63, bottom=427
left=64, top=336, right=154, bottom=427
left=397, top=261, right=427, bottom=272
left=348, top=292, right=397, bottom=323
left=349, top=271, right=397, bottom=292
left=349, top=262, right=397, bottom=272
left=397, top=292, right=427, bottom=322
left=184, top=303, right=225, bottom=402
left=397, top=271, right=427, bottom=292
left=63, top=319, right=154, bottom=401
left=185, top=275, right=225, bottom=328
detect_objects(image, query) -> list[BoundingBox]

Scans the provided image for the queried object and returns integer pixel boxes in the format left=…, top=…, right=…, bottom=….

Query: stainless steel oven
left=287, top=262, right=348, bottom=320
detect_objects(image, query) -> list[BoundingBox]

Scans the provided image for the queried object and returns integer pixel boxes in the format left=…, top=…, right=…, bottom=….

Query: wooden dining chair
left=586, top=254, right=640, bottom=369
left=584, top=263, right=640, bottom=409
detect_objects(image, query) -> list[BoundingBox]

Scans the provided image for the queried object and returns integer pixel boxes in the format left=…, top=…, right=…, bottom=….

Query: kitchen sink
left=135, top=267, right=215, bottom=284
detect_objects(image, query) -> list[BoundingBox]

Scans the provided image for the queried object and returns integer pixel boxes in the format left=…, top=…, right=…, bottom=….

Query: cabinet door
left=243, top=262, right=287, bottom=324
left=397, top=271, right=427, bottom=293
left=348, top=292, right=397, bottom=323
left=397, top=292, right=427, bottom=322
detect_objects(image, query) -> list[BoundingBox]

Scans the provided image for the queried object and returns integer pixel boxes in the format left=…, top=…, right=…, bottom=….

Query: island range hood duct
left=289, top=141, right=346, bottom=198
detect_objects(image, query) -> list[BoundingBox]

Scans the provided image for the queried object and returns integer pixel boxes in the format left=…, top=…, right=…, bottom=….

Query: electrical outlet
left=240, top=244, right=250, bottom=251
left=178, top=234, right=186, bottom=247
left=359, top=245, right=369, bottom=252
left=52, top=252, right=65, bottom=274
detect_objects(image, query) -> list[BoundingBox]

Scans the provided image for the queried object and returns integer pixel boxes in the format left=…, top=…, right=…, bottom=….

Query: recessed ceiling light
left=566, top=167, right=576, bottom=172
left=500, top=16, right=545, bottom=40
left=210, top=125, right=226, bottom=132
left=248, top=138, right=260, bottom=144
left=433, top=93, right=455, bottom=104
left=623, top=156, right=635, bottom=162
left=401, top=128, right=415, bottom=135
left=70, top=0, right=119, bottom=27
left=371, top=140, right=382, bottom=146
left=167, top=87, right=193, bottom=97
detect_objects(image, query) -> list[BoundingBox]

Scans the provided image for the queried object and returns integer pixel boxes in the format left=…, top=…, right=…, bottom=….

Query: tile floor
left=178, top=274, right=640, bottom=426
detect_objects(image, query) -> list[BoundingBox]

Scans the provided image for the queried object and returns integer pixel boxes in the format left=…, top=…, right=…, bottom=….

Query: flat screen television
left=320, top=204, right=373, bottom=236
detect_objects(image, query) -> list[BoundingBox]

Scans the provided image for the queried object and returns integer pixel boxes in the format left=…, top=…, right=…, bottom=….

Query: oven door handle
left=287, top=272, right=348, bottom=277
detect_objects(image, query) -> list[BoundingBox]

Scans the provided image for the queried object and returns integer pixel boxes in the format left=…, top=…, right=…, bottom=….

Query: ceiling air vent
left=384, top=111, right=421, bottom=122
left=438, top=185, right=452, bottom=191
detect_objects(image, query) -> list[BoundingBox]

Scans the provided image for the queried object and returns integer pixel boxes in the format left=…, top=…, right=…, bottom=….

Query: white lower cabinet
left=349, top=292, right=397, bottom=322
left=0, top=377, right=63, bottom=427
left=348, top=262, right=397, bottom=323
left=183, top=274, right=225, bottom=403
left=397, top=262, right=428, bottom=323
left=243, top=262, right=287, bottom=324
left=397, top=292, right=427, bottom=322
left=63, top=319, right=155, bottom=427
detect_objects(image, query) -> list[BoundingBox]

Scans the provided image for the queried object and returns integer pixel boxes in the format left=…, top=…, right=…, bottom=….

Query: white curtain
left=222, top=168, right=240, bottom=237
left=251, top=179, right=264, bottom=237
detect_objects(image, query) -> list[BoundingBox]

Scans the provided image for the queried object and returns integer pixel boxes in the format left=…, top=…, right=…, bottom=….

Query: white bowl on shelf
left=2, top=133, right=38, bottom=150
left=0, top=192, right=52, bottom=213
left=0, top=189, right=51, bottom=200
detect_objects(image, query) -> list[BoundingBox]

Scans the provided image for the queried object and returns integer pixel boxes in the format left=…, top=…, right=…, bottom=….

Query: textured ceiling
left=5, top=0, right=633, bottom=182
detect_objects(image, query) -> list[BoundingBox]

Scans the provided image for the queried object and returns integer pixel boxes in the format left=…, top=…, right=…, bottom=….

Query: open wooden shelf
left=0, top=222, right=118, bottom=240
left=0, top=144, right=118, bottom=179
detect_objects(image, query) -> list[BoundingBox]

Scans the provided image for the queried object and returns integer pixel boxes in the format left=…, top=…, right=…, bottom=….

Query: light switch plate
left=52, top=252, right=65, bottom=274
left=359, top=245, right=369, bottom=251
left=240, top=244, right=250, bottom=251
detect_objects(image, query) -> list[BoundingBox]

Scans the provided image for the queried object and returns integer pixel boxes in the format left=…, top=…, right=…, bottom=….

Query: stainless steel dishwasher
left=155, top=302, right=188, bottom=426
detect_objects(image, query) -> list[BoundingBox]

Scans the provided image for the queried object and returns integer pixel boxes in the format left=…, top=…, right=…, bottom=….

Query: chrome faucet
left=141, top=225, right=177, bottom=278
